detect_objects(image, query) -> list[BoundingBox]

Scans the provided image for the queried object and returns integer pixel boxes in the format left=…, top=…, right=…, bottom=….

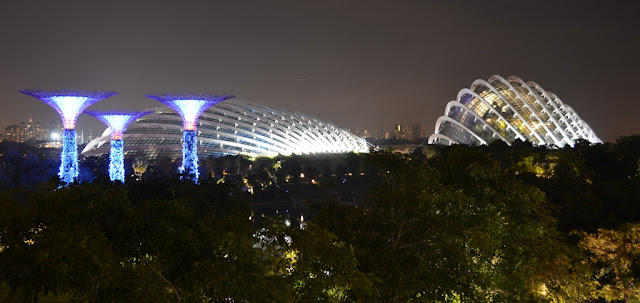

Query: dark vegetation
left=1, top=135, right=639, bottom=302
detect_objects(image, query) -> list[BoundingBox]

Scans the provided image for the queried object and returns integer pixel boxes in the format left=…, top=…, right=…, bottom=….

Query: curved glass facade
left=82, top=99, right=369, bottom=160
left=428, top=75, right=601, bottom=147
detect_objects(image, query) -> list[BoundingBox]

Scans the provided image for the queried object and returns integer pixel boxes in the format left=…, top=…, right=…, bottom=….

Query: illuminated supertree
left=84, top=110, right=153, bottom=183
left=145, top=93, right=234, bottom=181
left=19, top=89, right=118, bottom=184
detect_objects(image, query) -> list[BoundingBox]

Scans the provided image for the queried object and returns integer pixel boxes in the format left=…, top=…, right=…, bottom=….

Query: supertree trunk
left=109, top=139, right=125, bottom=182
left=181, top=129, right=199, bottom=182
left=60, top=129, right=79, bottom=184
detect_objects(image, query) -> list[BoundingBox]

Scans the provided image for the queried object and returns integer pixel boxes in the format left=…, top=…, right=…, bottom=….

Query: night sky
left=1, top=1, right=638, bottom=143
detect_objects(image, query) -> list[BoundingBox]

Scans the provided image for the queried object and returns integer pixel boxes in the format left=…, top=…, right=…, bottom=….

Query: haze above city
left=1, top=0, right=638, bottom=143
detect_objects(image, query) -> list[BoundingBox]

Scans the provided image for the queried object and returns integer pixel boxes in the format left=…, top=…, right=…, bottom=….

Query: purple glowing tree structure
left=145, top=93, right=234, bottom=181
left=19, top=89, right=118, bottom=184
left=84, top=110, right=153, bottom=183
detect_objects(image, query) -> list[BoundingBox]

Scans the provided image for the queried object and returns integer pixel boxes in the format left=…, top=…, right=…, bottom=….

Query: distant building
left=393, top=124, right=405, bottom=139
left=5, top=123, right=27, bottom=143
left=390, top=124, right=423, bottom=141
left=4, top=118, right=43, bottom=143
left=4, top=118, right=64, bottom=146
left=350, top=128, right=373, bottom=139
left=408, top=124, right=423, bottom=141
left=26, top=118, right=43, bottom=142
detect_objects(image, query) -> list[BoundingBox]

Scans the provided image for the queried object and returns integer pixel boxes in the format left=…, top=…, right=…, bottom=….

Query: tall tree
left=576, top=223, right=640, bottom=302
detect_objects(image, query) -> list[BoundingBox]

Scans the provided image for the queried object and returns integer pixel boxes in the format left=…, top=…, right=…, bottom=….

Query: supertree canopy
left=19, top=89, right=118, bottom=184
left=145, top=93, right=235, bottom=181
left=84, top=110, right=153, bottom=182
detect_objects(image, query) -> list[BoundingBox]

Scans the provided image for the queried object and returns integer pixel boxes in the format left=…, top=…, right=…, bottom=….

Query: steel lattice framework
left=82, top=99, right=370, bottom=161
left=19, top=89, right=118, bottom=184
left=145, top=93, right=235, bottom=182
left=84, top=110, right=153, bottom=182
left=428, top=75, right=601, bottom=147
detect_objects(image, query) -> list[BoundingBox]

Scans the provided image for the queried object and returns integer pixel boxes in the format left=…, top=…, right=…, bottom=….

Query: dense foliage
left=0, top=135, right=639, bottom=302
left=0, top=179, right=371, bottom=302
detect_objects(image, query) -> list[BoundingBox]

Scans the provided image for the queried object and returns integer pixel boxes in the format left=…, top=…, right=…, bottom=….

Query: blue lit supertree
left=19, top=89, right=118, bottom=184
left=145, top=93, right=234, bottom=182
left=84, top=110, right=153, bottom=183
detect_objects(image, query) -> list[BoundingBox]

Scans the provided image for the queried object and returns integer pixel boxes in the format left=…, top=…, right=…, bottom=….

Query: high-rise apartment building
left=4, top=118, right=57, bottom=143
left=5, top=123, right=27, bottom=143
left=393, top=124, right=406, bottom=139
left=26, top=118, right=43, bottom=142
left=408, top=124, right=423, bottom=141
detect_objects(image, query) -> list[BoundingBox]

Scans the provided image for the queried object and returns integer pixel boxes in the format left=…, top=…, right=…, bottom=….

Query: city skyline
left=1, top=1, right=639, bottom=143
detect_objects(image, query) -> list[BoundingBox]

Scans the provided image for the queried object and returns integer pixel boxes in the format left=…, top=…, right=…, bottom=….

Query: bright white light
left=173, top=99, right=208, bottom=130
left=49, top=96, right=90, bottom=129
left=51, top=132, right=60, bottom=140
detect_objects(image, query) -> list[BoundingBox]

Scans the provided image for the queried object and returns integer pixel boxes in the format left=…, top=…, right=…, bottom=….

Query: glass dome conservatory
left=429, top=75, right=601, bottom=147
left=82, top=99, right=369, bottom=160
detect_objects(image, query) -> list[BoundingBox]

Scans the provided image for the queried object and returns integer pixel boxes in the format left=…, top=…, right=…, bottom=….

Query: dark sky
left=1, top=0, right=638, bottom=142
